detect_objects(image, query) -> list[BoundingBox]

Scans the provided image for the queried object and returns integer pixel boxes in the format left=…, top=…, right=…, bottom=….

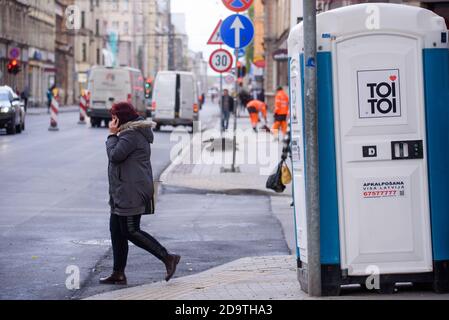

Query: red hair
left=110, top=102, right=139, bottom=126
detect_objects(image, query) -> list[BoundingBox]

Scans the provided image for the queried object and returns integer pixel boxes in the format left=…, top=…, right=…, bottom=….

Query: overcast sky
left=171, top=0, right=231, bottom=66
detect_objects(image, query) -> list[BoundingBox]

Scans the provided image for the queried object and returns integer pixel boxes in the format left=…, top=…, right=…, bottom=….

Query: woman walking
left=100, top=102, right=180, bottom=285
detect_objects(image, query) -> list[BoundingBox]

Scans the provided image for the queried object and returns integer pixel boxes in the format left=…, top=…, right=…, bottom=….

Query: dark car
left=0, top=86, right=26, bottom=135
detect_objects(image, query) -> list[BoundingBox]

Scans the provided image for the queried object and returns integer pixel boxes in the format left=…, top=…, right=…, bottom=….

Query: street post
left=231, top=46, right=239, bottom=172
left=303, top=0, right=321, bottom=297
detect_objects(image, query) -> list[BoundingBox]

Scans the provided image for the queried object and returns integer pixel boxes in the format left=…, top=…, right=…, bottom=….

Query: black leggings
left=109, top=214, right=168, bottom=272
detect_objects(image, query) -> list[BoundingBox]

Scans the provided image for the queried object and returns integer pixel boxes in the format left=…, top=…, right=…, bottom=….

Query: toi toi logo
left=358, top=69, right=401, bottom=119
left=366, top=76, right=398, bottom=115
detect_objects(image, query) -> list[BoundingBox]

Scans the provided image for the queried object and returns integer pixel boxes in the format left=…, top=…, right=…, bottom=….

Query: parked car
left=87, top=66, right=146, bottom=127
left=152, top=71, right=200, bottom=131
left=0, top=86, right=26, bottom=135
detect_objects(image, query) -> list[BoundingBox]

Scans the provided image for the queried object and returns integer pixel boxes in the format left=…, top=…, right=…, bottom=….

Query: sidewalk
left=87, top=255, right=303, bottom=300
left=26, top=105, right=79, bottom=115
left=160, top=112, right=292, bottom=196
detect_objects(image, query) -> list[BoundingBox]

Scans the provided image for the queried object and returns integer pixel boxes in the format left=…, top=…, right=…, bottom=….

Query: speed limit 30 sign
left=209, top=49, right=233, bottom=73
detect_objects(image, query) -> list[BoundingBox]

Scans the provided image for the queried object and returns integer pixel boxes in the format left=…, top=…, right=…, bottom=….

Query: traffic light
left=145, top=78, right=153, bottom=99
left=7, top=59, right=21, bottom=75
left=237, top=62, right=246, bottom=78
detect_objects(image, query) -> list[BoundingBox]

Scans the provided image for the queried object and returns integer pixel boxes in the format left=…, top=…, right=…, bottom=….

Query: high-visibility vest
left=274, top=90, right=289, bottom=116
left=247, top=100, right=267, bottom=117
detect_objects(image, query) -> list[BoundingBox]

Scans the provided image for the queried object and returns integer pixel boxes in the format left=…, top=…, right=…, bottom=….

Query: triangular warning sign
left=207, top=20, right=223, bottom=45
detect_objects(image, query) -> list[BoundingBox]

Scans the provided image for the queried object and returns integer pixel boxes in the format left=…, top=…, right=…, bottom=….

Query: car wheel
left=6, top=120, right=17, bottom=135
left=154, top=124, right=161, bottom=132
left=91, top=117, right=99, bottom=128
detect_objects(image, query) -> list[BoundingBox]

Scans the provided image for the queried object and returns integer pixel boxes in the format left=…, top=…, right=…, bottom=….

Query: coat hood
left=119, top=118, right=156, bottom=143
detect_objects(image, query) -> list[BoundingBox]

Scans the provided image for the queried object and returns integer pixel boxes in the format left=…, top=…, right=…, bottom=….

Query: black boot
left=164, top=254, right=181, bottom=282
left=99, top=271, right=127, bottom=285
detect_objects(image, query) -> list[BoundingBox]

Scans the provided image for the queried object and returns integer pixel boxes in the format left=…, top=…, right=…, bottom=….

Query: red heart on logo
left=390, top=75, right=397, bottom=81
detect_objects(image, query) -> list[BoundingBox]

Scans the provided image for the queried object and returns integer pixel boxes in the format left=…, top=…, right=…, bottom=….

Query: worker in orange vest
left=246, top=99, right=268, bottom=132
left=272, top=86, right=289, bottom=139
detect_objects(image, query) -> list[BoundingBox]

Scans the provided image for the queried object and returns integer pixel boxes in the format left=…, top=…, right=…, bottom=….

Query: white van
left=152, top=71, right=200, bottom=130
left=87, top=66, right=146, bottom=127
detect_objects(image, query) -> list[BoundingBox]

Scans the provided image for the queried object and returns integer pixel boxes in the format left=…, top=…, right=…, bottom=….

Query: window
left=82, top=43, right=87, bottom=62
left=112, top=0, right=118, bottom=11
left=96, top=19, right=99, bottom=35
left=97, top=48, right=100, bottom=64
left=124, top=22, right=129, bottom=35
left=81, top=11, right=85, bottom=29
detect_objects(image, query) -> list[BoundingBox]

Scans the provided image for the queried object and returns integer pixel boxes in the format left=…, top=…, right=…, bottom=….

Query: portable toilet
left=288, top=3, right=449, bottom=295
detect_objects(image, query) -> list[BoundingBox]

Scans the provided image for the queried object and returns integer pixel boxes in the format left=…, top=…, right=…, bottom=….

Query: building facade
left=73, top=0, right=103, bottom=97
left=0, top=0, right=57, bottom=107
left=263, top=0, right=290, bottom=108
left=0, top=0, right=30, bottom=94
left=251, top=0, right=265, bottom=99
left=189, top=51, right=208, bottom=97
left=171, top=13, right=189, bottom=71
left=55, top=0, right=75, bottom=105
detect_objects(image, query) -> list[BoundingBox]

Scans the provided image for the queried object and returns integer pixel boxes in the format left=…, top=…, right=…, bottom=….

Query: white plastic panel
left=289, top=56, right=308, bottom=263
left=333, top=33, right=433, bottom=275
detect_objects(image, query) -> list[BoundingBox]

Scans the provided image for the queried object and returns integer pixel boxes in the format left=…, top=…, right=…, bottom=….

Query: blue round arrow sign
left=220, top=14, right=254, bottom=49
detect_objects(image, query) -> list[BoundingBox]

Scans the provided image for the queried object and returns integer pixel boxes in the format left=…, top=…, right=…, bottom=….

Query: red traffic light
left=7, top=59, right=21, bottom=75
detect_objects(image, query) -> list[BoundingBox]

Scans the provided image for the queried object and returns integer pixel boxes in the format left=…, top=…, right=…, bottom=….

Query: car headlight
left=0, top=107, right=11, bottom=113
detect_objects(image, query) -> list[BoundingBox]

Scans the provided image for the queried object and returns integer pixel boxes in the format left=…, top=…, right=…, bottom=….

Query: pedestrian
left=46, top=85, right=55, bottom=114
left=246, top=99, right=267, bottom=133
left=220, top=89, right=234, bottom=131
left=101, top=102, right=181, bottom=285
left=257, top=89, right=265, bottom=103
left=238, top=84, right=251, bottom=113
left=272, top=86, right=289, bottom=140
left=21, top=86, right=30, bottom=112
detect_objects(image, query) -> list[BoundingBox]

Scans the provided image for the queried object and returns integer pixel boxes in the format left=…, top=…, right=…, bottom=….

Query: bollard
left=78, top=94, right=88, bottom=125
left=48, top=96, right=59, bottom=131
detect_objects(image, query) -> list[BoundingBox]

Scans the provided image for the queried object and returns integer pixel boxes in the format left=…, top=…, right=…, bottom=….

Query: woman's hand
left=109, top=117, right=120, bottom=135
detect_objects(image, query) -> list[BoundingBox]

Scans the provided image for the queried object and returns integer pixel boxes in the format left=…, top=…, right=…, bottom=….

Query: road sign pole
left=220, top=4, right=255, bottom=173
left=303, top=0, right=321, bottom=297
left=231, top=46, right=239, bottom=173
left=220, top=45, right=224, bottom=134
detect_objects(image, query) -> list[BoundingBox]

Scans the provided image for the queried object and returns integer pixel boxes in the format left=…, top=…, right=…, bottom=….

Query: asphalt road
left=0, top=105, right=289, bottom=300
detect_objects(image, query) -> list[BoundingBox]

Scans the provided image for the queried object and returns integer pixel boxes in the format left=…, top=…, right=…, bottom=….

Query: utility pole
left=231, top=47, right=239, bottom=173
left=303, top=0, right=321, bottom=297
left=219, top=46, right=224, bottom=133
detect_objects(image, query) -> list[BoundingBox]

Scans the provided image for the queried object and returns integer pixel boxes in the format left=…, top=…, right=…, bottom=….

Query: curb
left=161, top=184, right=291, bottom=197
left=26, top=107, right=79, bottom=116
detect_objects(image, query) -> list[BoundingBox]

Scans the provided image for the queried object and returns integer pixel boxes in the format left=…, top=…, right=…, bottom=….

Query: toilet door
left=332, top=33, right=433, bottom=276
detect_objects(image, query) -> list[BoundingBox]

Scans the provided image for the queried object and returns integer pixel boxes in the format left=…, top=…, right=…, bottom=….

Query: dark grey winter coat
left=106, top=118, right=156, bottom=216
